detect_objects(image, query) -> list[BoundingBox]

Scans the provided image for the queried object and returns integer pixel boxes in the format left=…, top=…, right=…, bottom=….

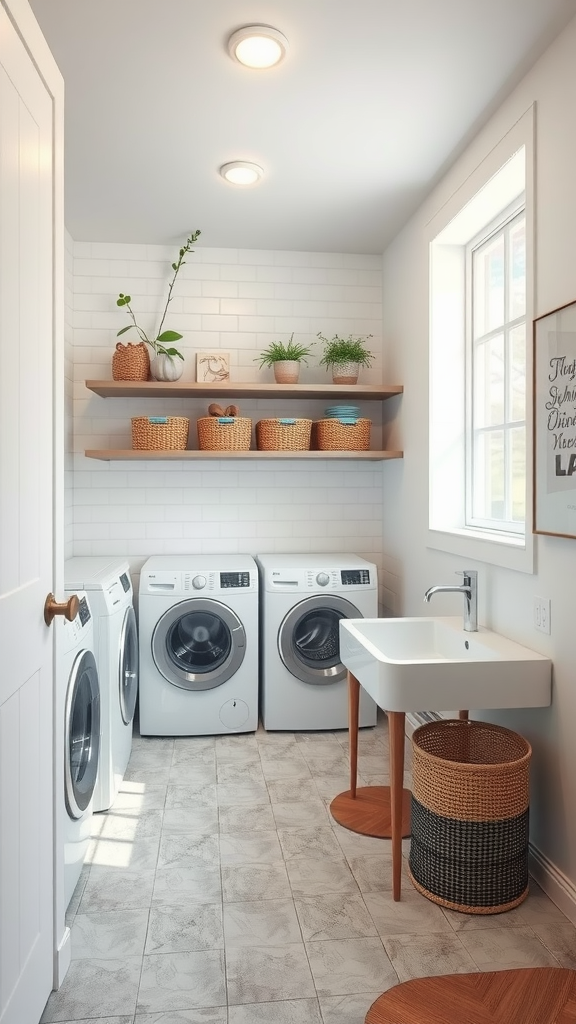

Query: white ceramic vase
left=151, top=353, right=184, bottom=382
left=273, top=360, right=300, bottom=384
left=332, top=361, right=359, bottom=384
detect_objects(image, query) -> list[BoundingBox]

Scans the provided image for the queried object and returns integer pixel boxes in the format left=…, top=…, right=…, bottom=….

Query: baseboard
left=529, top=843, right=576, bottom=927
left=53, top=924, right=71, bottom=989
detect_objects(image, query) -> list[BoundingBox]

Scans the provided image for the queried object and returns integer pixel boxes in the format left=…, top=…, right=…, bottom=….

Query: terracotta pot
left=332, top=361, right=359, bottom=384
left=273, top=360, right=300, bottom=384
left=151, top=353, right=184, bottom=382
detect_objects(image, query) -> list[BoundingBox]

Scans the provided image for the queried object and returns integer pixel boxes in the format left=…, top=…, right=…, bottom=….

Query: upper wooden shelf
left=85, top=449, right=403, bottom=462
left=85, top=380, right=403, bottom=400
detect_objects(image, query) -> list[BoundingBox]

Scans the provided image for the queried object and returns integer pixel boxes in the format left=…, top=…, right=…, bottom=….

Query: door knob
left=44, top=593, right=79, bottom=626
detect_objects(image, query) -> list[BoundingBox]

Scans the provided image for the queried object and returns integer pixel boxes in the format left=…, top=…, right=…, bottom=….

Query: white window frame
left=427, top=107, right=534, bottom=574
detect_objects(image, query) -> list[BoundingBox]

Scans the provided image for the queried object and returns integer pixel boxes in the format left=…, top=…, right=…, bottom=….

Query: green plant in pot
left=256, top=334, right=314, bottom=383
left=317, top=332, right=374, bottom=384
left=114, top=229, right=201, bottom=382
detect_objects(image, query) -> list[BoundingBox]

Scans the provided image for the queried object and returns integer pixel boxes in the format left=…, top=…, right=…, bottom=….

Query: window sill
left=427, top=527, right=534, bottom=574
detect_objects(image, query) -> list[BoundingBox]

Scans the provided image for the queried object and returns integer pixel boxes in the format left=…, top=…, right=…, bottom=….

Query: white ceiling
left=29, top=0, right=576, bottom=254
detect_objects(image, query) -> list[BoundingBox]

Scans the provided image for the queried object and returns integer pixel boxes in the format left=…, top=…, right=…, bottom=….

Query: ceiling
left=29, top=0, right=576, bottom=254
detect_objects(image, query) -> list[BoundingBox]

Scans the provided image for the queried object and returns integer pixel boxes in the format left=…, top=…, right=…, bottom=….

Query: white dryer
left=138, top=555, right=259, bottom=736
left=58, top=594, right=101, bottom=908
left=257, top=554, right=378, bottom=731
left=65, top=557, right=138, bottom=811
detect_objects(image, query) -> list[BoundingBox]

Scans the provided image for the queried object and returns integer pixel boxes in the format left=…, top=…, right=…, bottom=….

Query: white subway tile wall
left=69, top=241, right=388, bottom=579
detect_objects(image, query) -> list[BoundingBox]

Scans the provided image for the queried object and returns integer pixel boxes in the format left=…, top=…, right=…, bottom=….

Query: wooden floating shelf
left=85, top=449, right=404, bottom=462
left=85, top=380, right=403, bottom=400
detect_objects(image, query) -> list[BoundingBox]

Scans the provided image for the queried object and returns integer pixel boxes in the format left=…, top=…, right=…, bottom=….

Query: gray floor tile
left=137, top=950, right=226, bottom=1012
left=218, top=802, right=276, bottom=833
left=272, top=799, right=331, bottom=828
left=286, top=856, right=359, bottom=898
left=457, top=924, right=561, bottom=971
left=111, top=784, right=168, bottom=811
left=92, top=807, right=164, bottom=841
left=86, top=834, right=160, bottom=871
left=363, top=888, right=454, bottom=937
left=153, top=865, right=222, bottom=906
left=162, top=806, right=219, bottom=835
left=169, top=763, right=217, bottom=783
left=383, top=931, right=477, bottom=982
left=145, top=903, right=223, bottom=953
left=223, top=898, right=302, bottom=947
left=260, top=758, right=312, bottom=781
left=528, top=921, right=576, bottom=967
left=313, top=775, right=355, bottom=803
left=52, top=1018, right=132, bottom=1024
left=216, top=761, right=266, bottom=784
left=346, top=854, right=394, bottom=893
left=222, top=861, right=292, bottom=902
left=135, top=1012, right=226, bottom=1024
left=302, top=754, right=349, bottom=776
left=277, top=825, right=343, bottom=861
left=71, top=909, right=149, bottom=959
left=267, top=778, right=319, bottom=803
left=319, top=992, right=389, bottom=1024
left=305, top=936, right=397, bottom=997
left=228, top=998, right=322, bottom=1023
left=219, top=829, right=283, bottom=865
left=79, top=867, right=155, bottom=913
left=216, top=780, right=270, bottom=806
left=165, top=783, right=217, bottom=808
left=226, top=943, right=316, bottom=1005
left=295, top=894, right=377, bottom=941
left=41, top=957, right=141, bottom=1021
left=158, top=833, right=219, bottom=870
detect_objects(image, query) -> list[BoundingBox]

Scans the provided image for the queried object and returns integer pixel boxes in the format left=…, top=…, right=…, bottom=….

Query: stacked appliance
left=65, top=558, right=138, bottom=811
left=138, top=555, right=259, bottom=736
left=257, top=553, right=378, bottom=730
left=58, top=593, right=100, bottom=907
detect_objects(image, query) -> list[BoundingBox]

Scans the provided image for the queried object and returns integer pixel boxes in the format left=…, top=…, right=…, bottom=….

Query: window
left=427, top=107, right=534, bottom=573
left=467, top=204, right=526, bottom=534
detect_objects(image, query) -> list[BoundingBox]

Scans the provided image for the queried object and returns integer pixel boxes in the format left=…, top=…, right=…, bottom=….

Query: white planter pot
left=332, top=361, right=359, bottom=384
left=151, top=353, right=184, bottom=382
left=273, top=360, right=300, bottom=384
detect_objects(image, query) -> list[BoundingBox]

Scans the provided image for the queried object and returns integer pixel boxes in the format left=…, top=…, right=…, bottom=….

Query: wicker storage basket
left=314, top=417, right=371, bottom=451
left=256, top=418, right=312, bottom=451
left=409, top=719, right=531, bottom=914
left=131, top=416, right=189, bottom=450
left=197, top=416, right=252, bottom=451
left=112, top=341, right=150, bottom=381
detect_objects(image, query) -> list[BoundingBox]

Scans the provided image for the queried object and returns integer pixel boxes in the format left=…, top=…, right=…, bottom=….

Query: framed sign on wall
left=533, top=298, right=576, bottom=538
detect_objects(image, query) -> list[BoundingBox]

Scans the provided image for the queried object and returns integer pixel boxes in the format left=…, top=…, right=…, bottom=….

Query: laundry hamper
left=408, top=719, right=531, bottom=914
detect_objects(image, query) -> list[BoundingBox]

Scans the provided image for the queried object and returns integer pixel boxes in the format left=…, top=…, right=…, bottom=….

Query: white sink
left=339, top=616, right=552, bottom=712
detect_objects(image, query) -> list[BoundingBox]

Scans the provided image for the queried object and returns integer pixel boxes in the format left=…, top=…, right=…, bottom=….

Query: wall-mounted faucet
left=423, top=570, right=478, bottom=632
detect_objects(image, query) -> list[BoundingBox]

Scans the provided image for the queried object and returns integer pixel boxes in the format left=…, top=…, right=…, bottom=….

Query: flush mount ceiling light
left=220, top=161, right=264, bottom=186
left=227, top=25, right=289, bottom=69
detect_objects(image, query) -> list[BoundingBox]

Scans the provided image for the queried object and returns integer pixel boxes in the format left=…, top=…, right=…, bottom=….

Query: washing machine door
left=152, top=598, right=246, bottom=691
left=65, top=649, right=101, bottom=820
left=119, top=604, right=138, bottom=725
left=278, top=594, right=362, bottom=685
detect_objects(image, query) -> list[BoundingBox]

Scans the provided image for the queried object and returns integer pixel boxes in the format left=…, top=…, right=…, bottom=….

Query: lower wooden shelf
left=84, top=449, right=404, bottom=461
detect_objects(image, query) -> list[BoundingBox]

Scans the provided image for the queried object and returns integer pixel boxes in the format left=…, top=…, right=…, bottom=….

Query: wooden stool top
left=366, top=968, right=576, bottom=1024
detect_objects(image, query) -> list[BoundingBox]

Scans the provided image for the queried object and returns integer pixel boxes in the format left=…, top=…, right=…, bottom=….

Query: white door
left=0, top=3, right=62, bottom=1022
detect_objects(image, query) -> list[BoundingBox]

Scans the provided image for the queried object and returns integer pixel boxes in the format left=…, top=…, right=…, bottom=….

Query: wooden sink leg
left=348, top=671, right=360, bottom=798
left=388, top=710, right=406, bottom=901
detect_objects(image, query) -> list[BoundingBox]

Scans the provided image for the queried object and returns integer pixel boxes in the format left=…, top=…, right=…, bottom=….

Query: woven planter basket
left=197, top=416, right=252, bottom=451
left=409, top=719, right=531, bottom=915
left=131, top=416, right=189, bottom=450
left=314, top=417, right=371, bottom=451
left=256, top=418, right=312, bottom=451
left=112, top=342, right=150, bottom=381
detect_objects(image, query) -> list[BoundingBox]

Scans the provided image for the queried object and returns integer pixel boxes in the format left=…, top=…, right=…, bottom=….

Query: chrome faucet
left=423, top=570, right=478, bottom=632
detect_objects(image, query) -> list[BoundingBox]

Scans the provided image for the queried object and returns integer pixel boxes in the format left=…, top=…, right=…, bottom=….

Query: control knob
left=316, top=572, right=330, bottom=587
left=192, top=575, right=207, bottom=590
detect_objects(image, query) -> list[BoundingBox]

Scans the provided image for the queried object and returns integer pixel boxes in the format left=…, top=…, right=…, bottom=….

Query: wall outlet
left=534, top=596, right=551, bottom=635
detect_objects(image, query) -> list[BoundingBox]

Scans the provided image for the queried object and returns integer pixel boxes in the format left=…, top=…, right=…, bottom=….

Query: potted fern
left=317, top=332, right=374, bottom=384
left=113, top=229, right=201, bottom=381
left=256, top=334, right=314, bottom=383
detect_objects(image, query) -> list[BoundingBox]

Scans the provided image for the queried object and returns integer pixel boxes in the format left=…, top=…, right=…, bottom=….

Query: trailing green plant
left=255, top=334, right=314, bottom=368
left=116, top=229, right=201, bottom=360
left=317, top=332, right=374, bottom=369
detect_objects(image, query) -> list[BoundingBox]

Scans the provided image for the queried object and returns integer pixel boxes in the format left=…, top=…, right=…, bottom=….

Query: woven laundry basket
left=409, top=719, right=531, bottom=914
left=314, top=417, right=371, bottom=451
left=197, top=416, right=252, bottom=451
left=131, top=416, right=189, bottom=450
left=112, top=341, right=150, bottom=381
left=256, top=418, right=312, bottom=451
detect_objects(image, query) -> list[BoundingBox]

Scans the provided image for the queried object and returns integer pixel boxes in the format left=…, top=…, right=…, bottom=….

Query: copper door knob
left=44, top=593, right=80, bottom=626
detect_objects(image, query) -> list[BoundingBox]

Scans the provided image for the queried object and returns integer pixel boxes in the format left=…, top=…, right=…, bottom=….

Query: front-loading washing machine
left=138, top=555, right=259, bottom=736
left=58, top=593, right=101, bottom=908
left=65, top=557, right=138, bottom=811
left=257, top=553, right=378, bottom=731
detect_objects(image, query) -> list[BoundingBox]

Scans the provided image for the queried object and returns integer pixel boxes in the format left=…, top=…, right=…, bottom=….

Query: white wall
left=69, top=244, right=393, bottom=601
left=380, top=15, right=576, bottom=909
left=64, top=230, right=74, bottom=561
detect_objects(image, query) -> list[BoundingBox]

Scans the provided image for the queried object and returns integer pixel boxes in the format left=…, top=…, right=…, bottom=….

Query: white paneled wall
left=64, top=230, right=74, bottom=560
left=70, top=242, right=389, bottom=579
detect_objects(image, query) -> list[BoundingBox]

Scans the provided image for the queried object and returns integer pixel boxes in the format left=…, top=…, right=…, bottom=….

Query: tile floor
left=42, top=715, right=576, bottom=1024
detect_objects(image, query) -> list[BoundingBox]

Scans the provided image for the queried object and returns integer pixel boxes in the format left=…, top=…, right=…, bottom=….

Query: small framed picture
left=196, top=351, right=230, bottom=383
